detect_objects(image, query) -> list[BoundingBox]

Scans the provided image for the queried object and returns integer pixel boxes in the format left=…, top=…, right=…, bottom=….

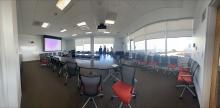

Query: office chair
left=51, top=57, right=62, bottom=73
left=63, top=62, right=78, bottom=85
left=79, top=74, right=102, bottom=108
left=111, top=64, right=137, bottom=108
left=176, top=60, right=200, bottom=99
left=40, top=55, right=49, bottom=66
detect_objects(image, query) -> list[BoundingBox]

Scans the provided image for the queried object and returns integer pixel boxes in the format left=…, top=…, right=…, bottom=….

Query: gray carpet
left=21, top=61, right=199, bottom=108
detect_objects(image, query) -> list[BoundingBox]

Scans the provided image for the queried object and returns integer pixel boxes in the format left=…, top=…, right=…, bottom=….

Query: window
left=75, top=38, right=90, bottom=51
left=94, top=38, right=114, bottom=52
left=127, top=41, right=130, bottom=51
left=167, top=37, right=193, bottom=56
left=135, top=40, right=145, bottom=50
left=147, top=38, right=165, bottom=55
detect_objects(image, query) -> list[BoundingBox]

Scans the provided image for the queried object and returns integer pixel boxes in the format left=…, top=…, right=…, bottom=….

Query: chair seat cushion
left=112, top=81, right=132, bottom=104
left=178, top=66, right=190, bottom=72
left=40, top=59, right=48, bottom=64
left=177, top=72, right=192, bottom=83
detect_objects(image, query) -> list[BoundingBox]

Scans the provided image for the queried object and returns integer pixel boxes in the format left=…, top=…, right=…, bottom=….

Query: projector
left=97, top=23, right=107, bottom=32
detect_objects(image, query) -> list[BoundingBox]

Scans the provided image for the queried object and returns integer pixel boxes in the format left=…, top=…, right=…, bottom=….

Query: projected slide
left=44, top=38, right=61, bottom=51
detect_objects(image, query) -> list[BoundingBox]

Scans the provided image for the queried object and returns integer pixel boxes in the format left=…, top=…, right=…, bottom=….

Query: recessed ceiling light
left=60, top=29, right=67, bottom=32
left=77, top=22, right=87, bottom=27
left=86, top=32, right=92, bottom=34
left=72, top=34, right=77, bottom=36
left=56, top=0, right=71, bottom=11
left=41, top=22, right=49, bottom=28
left=105, top=20, right=115, bottom=25
left=104, top=31, right=110, bottom=34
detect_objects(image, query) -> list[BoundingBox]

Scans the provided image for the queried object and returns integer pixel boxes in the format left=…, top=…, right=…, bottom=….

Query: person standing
left=103, top=45, right=106, bottom=54
left=110, top=47, right=113, bottom=55
left=99, top=46, right=102, bottom=55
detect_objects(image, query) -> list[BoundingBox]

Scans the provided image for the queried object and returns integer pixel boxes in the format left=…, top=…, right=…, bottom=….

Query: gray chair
left=79, top=74, right=102, bottom=108
left=63, top=62, right=78, bottom=85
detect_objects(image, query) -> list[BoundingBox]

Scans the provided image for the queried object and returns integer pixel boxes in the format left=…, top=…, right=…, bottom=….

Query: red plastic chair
left=111, top=64, right=136, bottom=108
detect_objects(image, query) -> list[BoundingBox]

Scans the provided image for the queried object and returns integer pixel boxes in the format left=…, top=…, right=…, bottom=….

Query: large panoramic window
left=127, top=19, right=193, bottom=57
left=131, top=40, right=135, bottom=51
left=127, top=41, right=130, bottom=51
left=167, top=37, right=193, bottom=56
left=135, top=40, right=145, bottom=50
left=94, top=38, right=114, bottom=52
left=75, top=38, right=90, bottom=51
left=147, top=38, right=165, bottom=55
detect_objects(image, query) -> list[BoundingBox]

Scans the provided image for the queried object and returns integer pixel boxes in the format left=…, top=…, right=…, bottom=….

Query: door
left=210, top=7, right=220, bottom=108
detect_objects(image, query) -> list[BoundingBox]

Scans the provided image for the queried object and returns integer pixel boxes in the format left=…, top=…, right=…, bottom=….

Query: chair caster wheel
left=179, top=97, right=183, bottom=99
left=100, top=95, right=104, bottom=98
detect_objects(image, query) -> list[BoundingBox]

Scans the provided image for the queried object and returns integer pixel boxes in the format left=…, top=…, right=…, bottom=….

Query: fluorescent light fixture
left=77, top=22, right=87, bottom=27
left=105, top=20, right=115, bottom=25
left=60, top=29, right=67, bottom=32
left=41, top=22, right=49, bottom=28
left=86, top=32, right=92, bottom=34
left=72, top=34, right=77, bottom=36
left=56, top=0, right=71, bottom=11
left=104, top=31, right=110, bottom=34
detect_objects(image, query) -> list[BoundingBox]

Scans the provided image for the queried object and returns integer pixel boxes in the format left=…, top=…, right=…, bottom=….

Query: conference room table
left=54, top=55, right=120, bottom=82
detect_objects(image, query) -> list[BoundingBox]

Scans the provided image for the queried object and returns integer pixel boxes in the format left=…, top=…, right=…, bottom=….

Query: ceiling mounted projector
left=97, top=23, right=107, bottom=32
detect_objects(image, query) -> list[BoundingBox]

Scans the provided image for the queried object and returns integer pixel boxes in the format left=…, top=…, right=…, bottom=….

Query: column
left=0, top=0, right=21, bottom=107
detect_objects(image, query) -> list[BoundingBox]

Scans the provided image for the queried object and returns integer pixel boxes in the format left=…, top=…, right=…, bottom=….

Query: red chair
left=176, top=60, right=199, bottom=99
left=40, top=58, right=49, bottom=66
left=111, top=64, right=137, bottom=108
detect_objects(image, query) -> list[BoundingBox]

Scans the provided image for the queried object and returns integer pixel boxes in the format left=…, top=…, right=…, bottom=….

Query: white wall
left=0, top=0, right=21, bottom=107
left=192, top=0, right=215, bottom=107
left=18, top=34, right=68, bottom=61
left=19, top=34, right=43, bottom=61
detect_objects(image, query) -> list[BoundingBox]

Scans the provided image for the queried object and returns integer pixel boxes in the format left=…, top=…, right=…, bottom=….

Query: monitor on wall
left=43, top=35, right=62, bottom=52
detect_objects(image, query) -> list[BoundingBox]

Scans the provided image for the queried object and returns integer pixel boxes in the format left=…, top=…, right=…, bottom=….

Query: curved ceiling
left=17, top=0, right=196, bottom=38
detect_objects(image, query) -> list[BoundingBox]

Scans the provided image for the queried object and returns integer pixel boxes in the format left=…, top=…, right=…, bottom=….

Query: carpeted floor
left=21, top=61, right=199, bottom=108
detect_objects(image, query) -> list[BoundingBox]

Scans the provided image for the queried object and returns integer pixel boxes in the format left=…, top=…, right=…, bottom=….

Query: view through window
left=75, top=38, right=90, bottom=51
left=94, top=38, right=114, bottom=53
left=147, top=38, right=165, bottom=55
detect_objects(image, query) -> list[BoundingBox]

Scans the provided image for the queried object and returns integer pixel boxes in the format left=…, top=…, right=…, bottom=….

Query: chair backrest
left=120, top=64, right=136, bottom=86
left=190, top=61, right=200, bottom=77
left=80, top=75, right=101, bottom=97
left=147, top=55, right=153, bottom=62
left=160, top=56, right=168, bottom=66
left=169, top=56, right=178, bottom=65
left=153, top=55, right=160, bottom=63
left=66, top=62, right=77, bottom=76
